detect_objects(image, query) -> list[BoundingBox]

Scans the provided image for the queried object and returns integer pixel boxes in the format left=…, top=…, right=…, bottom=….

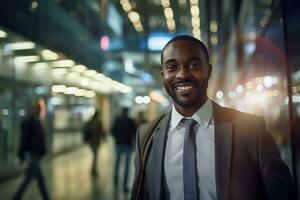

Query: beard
left=164, top=78, right=209, bottom=108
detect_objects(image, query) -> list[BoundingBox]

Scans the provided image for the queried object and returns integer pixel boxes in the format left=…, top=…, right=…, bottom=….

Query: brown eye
left=189, top=62, right=201, bottom=69
left=165, top=64, right=177, bottom=72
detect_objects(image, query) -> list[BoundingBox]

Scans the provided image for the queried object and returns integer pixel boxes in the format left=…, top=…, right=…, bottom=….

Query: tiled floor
left=0, top=137, right=135, bottom=200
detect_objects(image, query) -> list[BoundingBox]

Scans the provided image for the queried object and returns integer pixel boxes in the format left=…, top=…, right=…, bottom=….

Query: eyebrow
left=187, top=57, right=204, bottom=62
left=163, top=59, right=176, bottom=66
left=163, top=57, right=205, bottom=66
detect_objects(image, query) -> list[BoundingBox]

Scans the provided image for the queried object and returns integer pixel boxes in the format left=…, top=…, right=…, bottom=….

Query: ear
left=160, top=70, right=164, bottom=76
left=208, top=64, right=212, bottom=78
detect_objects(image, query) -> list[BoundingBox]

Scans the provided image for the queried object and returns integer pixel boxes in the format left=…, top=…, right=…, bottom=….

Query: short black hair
left=161, top=35, right=210, bottom=64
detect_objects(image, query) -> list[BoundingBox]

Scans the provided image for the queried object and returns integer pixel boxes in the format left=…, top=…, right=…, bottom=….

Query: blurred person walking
left=83, top=110, right=106, bottom=177
left=112, top=107, right=136, bottom=193
left=12, top=103, right=50, bottom=200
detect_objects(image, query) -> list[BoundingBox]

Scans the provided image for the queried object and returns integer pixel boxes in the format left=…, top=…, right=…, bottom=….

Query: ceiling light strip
left=161, top=0, right=176, bottom=31
left=120, top=0, right=144, bottom=32
left=189, top=0, right=201, bottom=39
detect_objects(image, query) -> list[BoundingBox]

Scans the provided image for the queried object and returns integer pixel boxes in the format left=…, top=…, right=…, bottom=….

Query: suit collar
left=170, top=100, right=214, bottom=130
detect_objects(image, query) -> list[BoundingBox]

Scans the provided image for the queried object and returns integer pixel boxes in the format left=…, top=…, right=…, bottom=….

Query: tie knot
left=182, top=118, right=197, bottom=130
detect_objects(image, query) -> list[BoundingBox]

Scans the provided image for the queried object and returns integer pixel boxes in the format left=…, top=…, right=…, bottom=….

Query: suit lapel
left=213, top=103, right=233, bottom=200
left=151, top=112, right=171, bottom=199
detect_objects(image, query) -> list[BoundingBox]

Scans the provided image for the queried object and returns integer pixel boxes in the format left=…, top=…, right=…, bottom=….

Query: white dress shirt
left=164, top=99, right=217, bottom=200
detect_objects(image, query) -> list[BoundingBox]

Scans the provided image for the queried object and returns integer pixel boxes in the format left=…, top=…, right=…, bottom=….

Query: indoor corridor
left=0, top=0, right=299, bottom=198
left=0, top=137, right=134, bottom=200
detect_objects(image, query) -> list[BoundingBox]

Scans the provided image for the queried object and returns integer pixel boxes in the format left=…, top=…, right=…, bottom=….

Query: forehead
left=162, top=40, right=206, bottom=63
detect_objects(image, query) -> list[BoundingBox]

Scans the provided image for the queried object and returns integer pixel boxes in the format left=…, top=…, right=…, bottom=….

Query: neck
left=174, top=96, right=208, bottom=117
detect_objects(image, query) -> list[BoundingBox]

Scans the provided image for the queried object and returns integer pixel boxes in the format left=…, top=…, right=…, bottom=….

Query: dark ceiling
left=0, top=0, right=208, bottom=86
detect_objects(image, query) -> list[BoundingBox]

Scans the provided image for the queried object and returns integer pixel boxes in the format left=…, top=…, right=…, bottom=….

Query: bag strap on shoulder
left=140, top=114, right=165, bottom=169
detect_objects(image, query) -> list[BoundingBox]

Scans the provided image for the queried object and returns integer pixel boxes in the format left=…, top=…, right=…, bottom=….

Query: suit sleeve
left=259, top=120, right=296, bottom=200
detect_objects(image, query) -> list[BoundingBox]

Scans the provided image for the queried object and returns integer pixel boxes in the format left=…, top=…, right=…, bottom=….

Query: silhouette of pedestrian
left=83, top=110, right=106, bottom=177
left=12, top=103, right=50, bottom=200
left=112, top=107, right=136, bottom=193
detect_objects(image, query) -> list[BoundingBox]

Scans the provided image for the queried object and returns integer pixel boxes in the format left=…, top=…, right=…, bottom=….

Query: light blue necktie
left=182, top=118, right=199, bottom=200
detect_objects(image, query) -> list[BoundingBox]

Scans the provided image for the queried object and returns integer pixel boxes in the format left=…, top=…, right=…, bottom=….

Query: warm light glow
left=133, top=20, right=144, bottom=32
left=85, top=91, right=96, bottom=98
left=111, top=81, right=132, bottom=93
left=236, top=84, right=244, bottom=94
left=216, top=91, right=223, bottom=99
left=52, top=68, right=68, bottom=76
left=71, top=65, right=87, bottom=73
left=135, top=96, right=144, bottom=104
left=67, top=72, right=80, bottom=80
left=246, top=81, right=253, bottom=90
left=135, top=96, right=151, bottom=104
left=52, top=59, right=75, bottom=67
left=167, top=19, right=176, bottom=30
left=193, top=28, right=201, bottom=39
left=64, top=87, right=78, bottom=95
left=120, top=0, right=132, bottom=12
left=210, top=36, right=218, bottom=45
left=14, top=55, right=39, bottom=63
left=178, top=0, right=186, bottom=5
left=80, top=77, right=89, bottom=86
left=264, top=76, right=273, bottom=88
left=94, top=73, right=106, bottom=81
left=192, top=16, right=200, bottom=27
left=161, top=0, right=170, bottom=7
left=190, top=0, right=198, bottom=4
left=144, top=96, right=151, bottom=104
left=256, top=84, right=264, bottom=92
left=164, top=7, right=174, bottom=19
left=210, top=20, right=218, bottom=32
left=128, top=11, right=140, bottom=23
left=41, top=49, right=59, bottom=60
left=190, top=5, right=199, bottom=16
left=52, top=85, right=66, bottom=93
left=85, top=69, right=98, bottom=77
left=4, top=42, right=35, bottom=51
left=228, top=91, right=236, bottom=99
left=150, top=91, right=169, bottom=106
left=33, top=62, right=48, bottom=69
left=0, top=29, right=7, bottom=38
left=31, top=1, right=38, bottom=10
left=75, top=89, right=87, bottom=97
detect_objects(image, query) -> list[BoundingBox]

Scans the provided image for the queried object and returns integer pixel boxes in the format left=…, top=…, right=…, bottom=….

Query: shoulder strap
left=140, top=114, right=165, bottom=169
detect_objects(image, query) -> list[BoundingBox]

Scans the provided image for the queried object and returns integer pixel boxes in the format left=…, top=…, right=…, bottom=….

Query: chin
left=174, top=93, right=207, bottom=107
left=174, top=97, right=198, bottom=107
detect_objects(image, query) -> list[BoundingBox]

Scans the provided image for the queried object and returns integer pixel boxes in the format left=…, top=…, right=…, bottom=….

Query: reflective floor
left=0, top=137, right=134, bottom=200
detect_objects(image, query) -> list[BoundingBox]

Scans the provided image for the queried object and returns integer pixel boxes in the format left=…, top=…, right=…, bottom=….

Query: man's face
left=161, top=40, right=212, bottom=109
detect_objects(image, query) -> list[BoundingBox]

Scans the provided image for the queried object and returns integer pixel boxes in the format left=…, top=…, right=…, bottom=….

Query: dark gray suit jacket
left=133, top=102, right=295, bottom=200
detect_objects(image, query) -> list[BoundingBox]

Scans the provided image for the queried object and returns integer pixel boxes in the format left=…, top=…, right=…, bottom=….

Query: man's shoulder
left=215, top=103, right=264, bottom=126
left=137, top=114, right=167, bottom=137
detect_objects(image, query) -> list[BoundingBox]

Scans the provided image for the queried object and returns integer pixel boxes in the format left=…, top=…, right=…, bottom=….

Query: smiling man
left=132, top=35, right=295, bottom=200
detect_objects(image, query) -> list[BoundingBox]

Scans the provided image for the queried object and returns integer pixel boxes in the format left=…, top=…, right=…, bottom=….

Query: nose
left=176, top=66, right=190, bottom=79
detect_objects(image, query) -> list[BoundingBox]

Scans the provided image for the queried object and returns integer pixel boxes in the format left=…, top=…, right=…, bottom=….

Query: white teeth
left=177, top=85, right=193, bottom=90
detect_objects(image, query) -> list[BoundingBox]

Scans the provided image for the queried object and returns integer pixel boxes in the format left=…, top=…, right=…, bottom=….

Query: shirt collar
left=170, top=99, right=213, bottom=131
